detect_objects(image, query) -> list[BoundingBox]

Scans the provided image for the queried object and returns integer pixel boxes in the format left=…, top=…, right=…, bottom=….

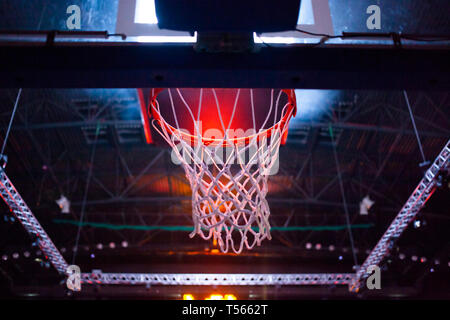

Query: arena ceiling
left=0, top=0, right=449, bottom=299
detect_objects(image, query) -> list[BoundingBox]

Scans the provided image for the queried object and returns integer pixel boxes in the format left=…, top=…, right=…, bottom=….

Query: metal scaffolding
left=351, top=139, right=450, bottom=291
left=80, top=272, right=355, bottom=286
left=0, top=167, right=68, bottom=274
left=0, top=139, right=448, bottom=289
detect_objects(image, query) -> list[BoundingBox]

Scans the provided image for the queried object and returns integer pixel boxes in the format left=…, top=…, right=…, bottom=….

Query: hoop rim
left=149, top=88, right=297, bottom=147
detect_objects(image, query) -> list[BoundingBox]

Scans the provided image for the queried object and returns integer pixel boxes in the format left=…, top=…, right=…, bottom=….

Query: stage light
left=55, top=195, right=71, bottom=214
left=90, top=253, right=95, bottom=259
left=434, top=259, right=440, bottom=265
left=359, top=195, right=375, bottom=215
left=338, top=255, right=343, bottom=261
left=328, top=245, right=335, bottom=251
left=399, top=253, right=406, bottom=260
left=411, top=255, right=418, bottom=261
left=420, top=257, right=427, bottom=263
left=23, top=251, right=30, bottom=258
left=109, top=242, right=116, bottom=249
left=96, top=243, right=103, bottom=250
left=305, top=243, right=312, bottom=249
left=12, top=253, right=19, bottom=259
left=183, top=294, right=194, bottom=300
left=205, top=294, right=225, bottom=300
left=1, top=255, right=7, bottom=261
left=413, top=220, right=421, bottom=228
left=121, top=241, right=128, bottom=248
left=315, top=243, right=322, bottom=250
left=430, top=268, right=434, bottom=273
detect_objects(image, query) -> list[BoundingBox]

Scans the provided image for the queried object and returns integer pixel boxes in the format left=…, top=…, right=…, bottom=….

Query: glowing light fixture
left=205, top=294, right=225, bottom=300
left=134, top=0, right=158, bottom=24
left=183, top=293, right=237, bottom=300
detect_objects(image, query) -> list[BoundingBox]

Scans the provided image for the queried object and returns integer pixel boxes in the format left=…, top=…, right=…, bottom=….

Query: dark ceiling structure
left=0, top=0, right=449, bottom=300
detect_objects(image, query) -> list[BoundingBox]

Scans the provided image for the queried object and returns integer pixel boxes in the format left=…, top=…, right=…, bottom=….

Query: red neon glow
left=137, top=88, right=153, bottom=144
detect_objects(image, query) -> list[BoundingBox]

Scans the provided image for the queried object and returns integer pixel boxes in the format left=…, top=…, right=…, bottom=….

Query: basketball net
left=150, top=89, right=296, bottom=253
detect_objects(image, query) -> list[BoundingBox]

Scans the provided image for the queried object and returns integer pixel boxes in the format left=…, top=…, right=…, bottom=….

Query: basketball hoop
left=149, top=88, right=297, bottom=253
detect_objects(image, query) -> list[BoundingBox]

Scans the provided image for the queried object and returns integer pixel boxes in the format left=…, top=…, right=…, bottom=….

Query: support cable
left=72, top=124, right=100, bottom=265
left=329, top=125, right=358, bottom=268
left=403, top=90, right=429, bottom=167
left=0, top=88, right=22, bottom=160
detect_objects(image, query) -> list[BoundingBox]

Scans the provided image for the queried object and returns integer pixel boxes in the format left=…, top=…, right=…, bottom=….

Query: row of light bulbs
left=1, top=241, right=129, bottom=262
left=303, top=242, right=449, bottom=267
left=2, top=241, right=448, bottom=269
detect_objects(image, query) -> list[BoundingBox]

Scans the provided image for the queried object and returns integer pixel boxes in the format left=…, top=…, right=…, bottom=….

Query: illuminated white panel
left=298, top=0, right=315, bottom=25
left=135, top=0, right=158, bottom=24
left=136, top=33, right=197, bottom=43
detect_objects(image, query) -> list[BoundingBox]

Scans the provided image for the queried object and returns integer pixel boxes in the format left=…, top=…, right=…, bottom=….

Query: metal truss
left=80, top=272, right=355, bottom=286
left=0, top=167, right=68, bottom=274
left=0, top=140, right=448, bottom=290
left=351, top=139, right=450, bottom=291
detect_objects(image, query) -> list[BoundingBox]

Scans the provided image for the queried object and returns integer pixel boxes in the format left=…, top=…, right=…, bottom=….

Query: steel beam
left=350, top=139, right=450, bottom=291
left=0, top=44, right=449, bottom=89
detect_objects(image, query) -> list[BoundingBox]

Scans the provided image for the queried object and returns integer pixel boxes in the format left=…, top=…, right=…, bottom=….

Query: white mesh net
left=150, top=89, right=296, bottom=253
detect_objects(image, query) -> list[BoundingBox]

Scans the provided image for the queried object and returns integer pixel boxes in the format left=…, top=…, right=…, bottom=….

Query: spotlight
left=430, top=268, right=434, bottom=273
left=413, top=220, right=421, bottom=228
left=359, top=195, right=375, bottom=215
left=12, top=253, right=19, bottom=259
left=109, top=242, right=116, bottom=249
left=328, top=245, right=335, bottom=252
left=96, top=243, right=103, bottom=250
left=420, top=257, right=427, bottom=263
left=90, top=253, right=95, bottom=259
left=399, top=253, right=406, bottom=260
left=205, top=294, right=225, bottom=300
left=411, top=255, right=418, bottom=261
left=121, top=241, right=129, bottom=248
left=23, top=251, right=30, bottom=258
left=338, top=255, right=343, bottom=261
left=1, top=255, right=7, bottom=261
left=434, top=259, right=440, bottom=265
left=305, top=243, right=312, bottom=250
left=55, top=195, right=71, bottom=214
left=315, top=243, right=322, bottom=250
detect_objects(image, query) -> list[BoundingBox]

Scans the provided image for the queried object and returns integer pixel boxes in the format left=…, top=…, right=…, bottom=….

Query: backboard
left=116, top=0, right=333, bottom=43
